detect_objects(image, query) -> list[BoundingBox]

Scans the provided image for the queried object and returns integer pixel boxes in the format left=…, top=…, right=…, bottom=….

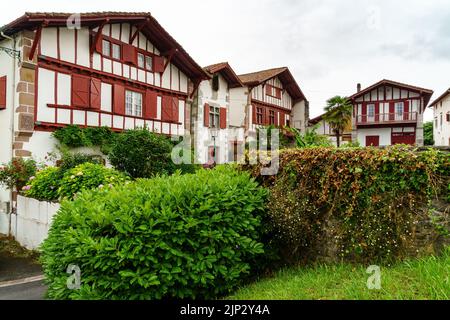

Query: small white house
left=429, top=88, right=450, bottom=146
left=193, top=62, right=245, bottom=164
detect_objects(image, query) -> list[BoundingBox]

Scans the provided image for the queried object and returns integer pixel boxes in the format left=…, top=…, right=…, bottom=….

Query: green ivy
left=52, top=125, right=115, bottom=151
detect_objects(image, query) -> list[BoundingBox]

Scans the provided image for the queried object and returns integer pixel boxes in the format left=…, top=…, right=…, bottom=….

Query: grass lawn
left=228, top=248, right=450, bottom=300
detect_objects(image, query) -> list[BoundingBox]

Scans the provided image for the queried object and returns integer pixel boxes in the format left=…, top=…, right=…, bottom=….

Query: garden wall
left=8, top=195, right=60, bottom=250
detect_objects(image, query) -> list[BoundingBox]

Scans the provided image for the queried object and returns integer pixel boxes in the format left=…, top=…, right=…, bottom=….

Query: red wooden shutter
left=122, top=44, right=137, bottom=65
left=389, top=102, right=395, bottom=121
left=113, top=84, right=125, bottom=115
left=265, top=85, right=272, bottom=96
left=90, top=78, right=101, bottom=110
left=280, top=112, right=285, bottom=126
left=276, top=88, right=282, bottom=99
left=275, top=111, right=279, bottom=126
left=153, top=56, right=165, bottom=73
left=93, top=33, right=103, bottom=54
left=252, top=105, right=257, bottom=124
left=204, top=103, right=210, bottom=127
left=144, top=90, right=157, bottom=119
left=404, top=100, right=409, bottom=120
left=0, top=76, right=6, bottom=109
left=161, top=95, right=172, bottom=121
left=171, top=97, right=179, bottom=122
left=72, top=75, right=90, bottom=108
left=361, top=104, right=367, bottom=123
left=220, top=107, right=227, bottom=129
left=446, top=113, right=450, bottom=122
left=263, top=108, right=268, bottom=125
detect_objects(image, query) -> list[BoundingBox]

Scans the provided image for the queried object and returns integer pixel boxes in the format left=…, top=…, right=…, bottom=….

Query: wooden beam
left=163, top=48, right=178, bottom=73
left=189, top=79, right=201, bottom=99
left=129, top=19, right=149, bottom=44
left=90, top=19, right=109, bottom=54
left=28, top=20, right=48, bottom=60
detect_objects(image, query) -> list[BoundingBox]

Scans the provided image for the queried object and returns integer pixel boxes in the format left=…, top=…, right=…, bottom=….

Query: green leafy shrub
left=108, top=128, right=196, bottom=178
left=41, top=166, right=266, bottom=299
left=242, top=146, right=450, bottom=263
left=57, top=152, right=103, bottom=172
left=53, top=125, right=115, bottom=150
left=0, top=158, right=36, bottom=191
left=57, top=163, right=129, bottom=200
left=24, top=167, right=62, bottom=201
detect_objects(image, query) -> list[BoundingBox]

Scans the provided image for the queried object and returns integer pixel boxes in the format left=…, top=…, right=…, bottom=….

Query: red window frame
left=266, top=84, right=283, bottom=100
left=96, top=34, right=157, bottom=73
left=256, top=107, right=264, bottom=124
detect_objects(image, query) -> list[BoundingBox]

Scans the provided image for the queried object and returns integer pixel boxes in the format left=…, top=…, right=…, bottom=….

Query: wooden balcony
left=356, top=112, right=418, bottom=125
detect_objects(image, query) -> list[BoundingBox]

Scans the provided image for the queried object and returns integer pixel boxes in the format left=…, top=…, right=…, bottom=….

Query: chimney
left=357, top=83, right=361, bottom=93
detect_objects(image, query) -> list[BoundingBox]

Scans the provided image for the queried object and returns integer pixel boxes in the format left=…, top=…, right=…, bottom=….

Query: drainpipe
left=1, top=31, right=18, bottom=236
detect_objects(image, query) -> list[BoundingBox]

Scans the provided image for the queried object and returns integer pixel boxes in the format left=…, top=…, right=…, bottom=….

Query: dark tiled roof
left=0, top=12, right=209, bottom=81
left=428, top=88, right=450, bottom=108
left=203, top=62, right=243, bottom=88
left=238, top=67, right=288, bottom=85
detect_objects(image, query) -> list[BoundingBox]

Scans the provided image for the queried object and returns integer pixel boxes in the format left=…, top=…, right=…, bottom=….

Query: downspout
left=1, top=31, right=18, bottom=236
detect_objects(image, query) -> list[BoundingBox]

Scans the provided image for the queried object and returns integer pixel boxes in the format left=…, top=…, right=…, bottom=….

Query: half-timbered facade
left=429, top=88, right=450, bottom=146
left=349, top=80, right=433, bottom=147
left=193, top=62, right=244, bottom=164
left=230, top=67, right=308, bottom=137
left=0, top=12, right=208, bottom=211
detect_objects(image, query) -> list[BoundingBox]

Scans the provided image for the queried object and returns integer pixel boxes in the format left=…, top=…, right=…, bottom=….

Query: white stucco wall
left=357, top=128, right=392, bottom=146
left=432, top=95, right=450, bottom=146
left=229, top=86, right=248, bottom=128
left=0, top=36, right=21, bottom=216
left=291, top=100, right=307, bottom=132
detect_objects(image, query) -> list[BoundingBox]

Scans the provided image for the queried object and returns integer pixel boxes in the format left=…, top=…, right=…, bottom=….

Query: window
left=435, top=117, right=438, bottom=127
left=145, top=56, right=153, bottom=71
left=112, top=43, right=121, bottom=60
left=269, top=110, right=275, bottom=124
left=209, top=106, right=220, bottom=128
left=440, top=112, right=443, bottom=128
left=125, top=90, right=143, bottom=117
left=256, top=107, right=263, bottom=124
left=102, top=40, right=111, bottom=57
left=395, top=102, right=403, bottom=120
left=137, top=53, right=145, bottom=68
left=212, top=75, right=219, bottom=92
left=367, top=104, right=375, bottom=120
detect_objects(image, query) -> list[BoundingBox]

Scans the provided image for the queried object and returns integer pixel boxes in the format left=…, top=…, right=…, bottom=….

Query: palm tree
left=323, top=96, right=352, bottom=147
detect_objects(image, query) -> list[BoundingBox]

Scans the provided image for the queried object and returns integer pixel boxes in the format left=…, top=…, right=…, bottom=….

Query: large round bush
left=41, top=166, right=266, bottom=299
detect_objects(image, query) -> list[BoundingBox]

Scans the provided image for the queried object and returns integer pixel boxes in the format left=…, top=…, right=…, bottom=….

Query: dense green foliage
left=56, top=152, right=103, bottom=172
left=25, top=163, right=129, bottom=201
left=423, top=121, right=434, bottom=146
left=52, top=125, right=115, bottom=152
left=228, top=246, right=450, bottom=300
left=24, top=167, right=61, bottom=201
left=243, top=146, right=449, bottom=263
left=323, top=96, right=352, bottom=147
left=289, top=126, right=332, bottom=148
left=0, top=158, right=36, bottom=191
left=108, top=128, right=196, bottom=178
left=41, top=166, right=267, bottom=299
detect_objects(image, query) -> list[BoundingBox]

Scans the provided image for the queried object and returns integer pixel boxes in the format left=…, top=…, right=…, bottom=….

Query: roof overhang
left=349, top=79, right=434, bottom=109
left=203, top=62, right=243, bottom=88
left=428, top=88, right=450, bottom=108
left=0, top=12, right=209, bottom=82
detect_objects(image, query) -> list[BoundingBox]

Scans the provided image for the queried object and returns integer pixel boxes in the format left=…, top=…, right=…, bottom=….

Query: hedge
left=243, top=146, right=450, bottom=263
left=41, top=166, right=267, bottom=299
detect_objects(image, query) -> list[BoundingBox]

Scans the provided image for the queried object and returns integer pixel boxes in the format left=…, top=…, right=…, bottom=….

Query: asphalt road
left=0, top=280, right=46, bottom=300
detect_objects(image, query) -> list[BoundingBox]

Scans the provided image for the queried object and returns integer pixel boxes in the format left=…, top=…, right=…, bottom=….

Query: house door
left=391, top=132, right=415, bottom=145
left=365, top=136, right=379, bottom=147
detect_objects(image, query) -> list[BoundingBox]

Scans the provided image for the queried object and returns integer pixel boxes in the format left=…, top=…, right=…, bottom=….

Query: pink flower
left=22, top=185, right=31, bottom=191
left=29, top=176, right=35, bottom=181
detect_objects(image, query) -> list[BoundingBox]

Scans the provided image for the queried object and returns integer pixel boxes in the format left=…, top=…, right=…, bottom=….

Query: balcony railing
left=356, top=112, right=417, bottom=125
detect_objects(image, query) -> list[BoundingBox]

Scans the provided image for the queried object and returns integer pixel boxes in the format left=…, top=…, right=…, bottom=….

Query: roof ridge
left=238, top=66, right=287, bottom=77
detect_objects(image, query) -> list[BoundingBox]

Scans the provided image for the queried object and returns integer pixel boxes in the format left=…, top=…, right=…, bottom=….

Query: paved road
left=0, top=280, right=46, bottom=300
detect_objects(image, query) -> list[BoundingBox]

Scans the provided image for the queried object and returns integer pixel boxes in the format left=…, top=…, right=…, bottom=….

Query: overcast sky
left=2, top=0, right=449, bottom=121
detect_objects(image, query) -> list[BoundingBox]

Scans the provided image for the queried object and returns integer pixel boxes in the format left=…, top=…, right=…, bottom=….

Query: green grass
left=228, top=249, right=450, bottom=300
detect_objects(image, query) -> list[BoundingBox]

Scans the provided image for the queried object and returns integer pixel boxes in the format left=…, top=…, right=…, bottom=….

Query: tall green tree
left=323, top=96, right=353, bottom=147
left=423, top=121, right=434, bottom=146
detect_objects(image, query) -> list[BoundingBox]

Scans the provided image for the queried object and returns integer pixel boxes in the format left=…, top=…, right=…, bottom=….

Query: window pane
left=102, top=40, right=111, bottom=56
left=112, top=44, right=121, bottom=59
left=125, top=91, right=133, bottom=116
left=138, top=53, right=145, bottom=68
left=134, top=92, right=142, bottom=117
left=145, top=56, right=153, bottom=71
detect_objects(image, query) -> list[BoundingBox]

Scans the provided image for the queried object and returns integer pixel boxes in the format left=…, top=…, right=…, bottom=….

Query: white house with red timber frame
left=428, top=88, right=450, bottom=146
left=193, top=62, right=245, bottom=164
left=229, top=67, right=309, bottom=139
left=0, top=12, right=208, bottom=214
left=349, top=80, right=433, bottom=147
